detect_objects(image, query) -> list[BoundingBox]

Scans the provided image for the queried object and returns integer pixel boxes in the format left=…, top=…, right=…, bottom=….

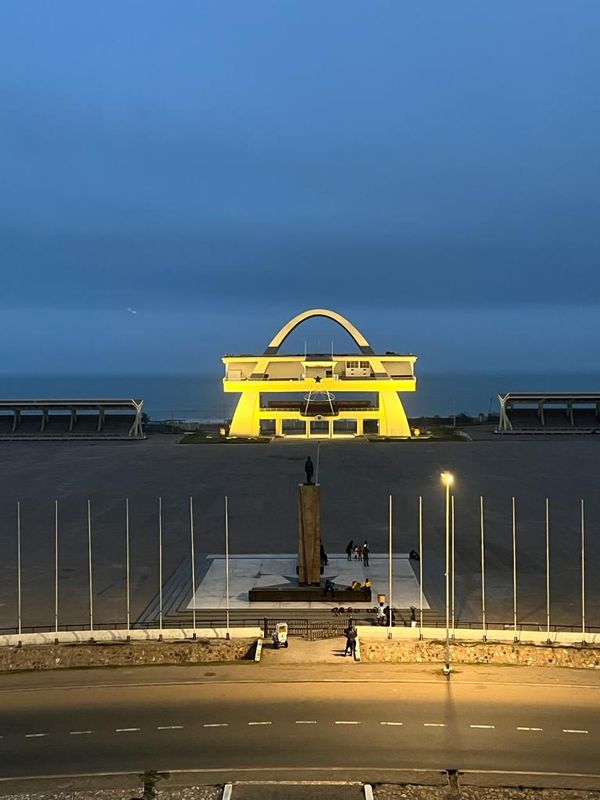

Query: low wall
left=358, top=633, right=600, bottom=668
left=358, top=625, right=600, bottom=646
left=0, top=637, right=258, bottom=671
left=0, top=627, right=262, bottom=648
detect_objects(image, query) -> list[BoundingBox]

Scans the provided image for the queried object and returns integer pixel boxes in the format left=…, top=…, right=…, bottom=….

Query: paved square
left=188, top=553, right=430, bottom=610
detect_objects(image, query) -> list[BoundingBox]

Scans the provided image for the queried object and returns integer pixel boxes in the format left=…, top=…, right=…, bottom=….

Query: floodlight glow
left=440, top=471, right=454, bottom=486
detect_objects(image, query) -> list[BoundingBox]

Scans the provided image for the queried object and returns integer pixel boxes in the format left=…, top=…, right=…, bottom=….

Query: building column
left=356, top=418, right=364, bottom=436
left=275, top=418, right=283, bottom=437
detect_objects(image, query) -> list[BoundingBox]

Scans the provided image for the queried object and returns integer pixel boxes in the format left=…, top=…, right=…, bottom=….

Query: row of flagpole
left=13, top=495, right=233, bottom=644
left=10, top=493, right=590, bottom=642
left=385, top=493, right=589, bottom=644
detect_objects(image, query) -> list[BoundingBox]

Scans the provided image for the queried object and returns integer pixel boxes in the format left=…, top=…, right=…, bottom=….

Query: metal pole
left=512, top=496, right=518, bottom=642
left=581, top=498, right=586, bottom=642
left=225, top=495, right=230, bottom=639
left=418, top=495, right=423, bottom=639
left=388, top=494, right=393, bottom=639
left=480, top=495, right=486, bottom=640
left=444, top=480, right=451, bottom=675
left=315, top=441, right=321, bottom=484
left=190, top=496, right=197, bottom=637
left=17, top=501, right=22, bottom=644
left=88, top=500, right=94, bottom=635
left=158, top=496, right=163, bottom=638
left=54, top=500, right=59, bottom=642
left=545, top=497, right=550, bottom=644
left=451, top=494, right=455, bottom=635
left=125, top=498, right=131, bottom=639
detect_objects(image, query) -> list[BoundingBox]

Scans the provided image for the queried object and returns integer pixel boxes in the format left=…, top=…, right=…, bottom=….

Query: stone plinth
left=298, top=483, right=321, bottom=585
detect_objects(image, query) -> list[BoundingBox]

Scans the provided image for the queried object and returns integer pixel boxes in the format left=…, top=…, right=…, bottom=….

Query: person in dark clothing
left=362, top=544, right=370, bottom=567
left=343, top=619, right=357, bottom=656
left=320, top=543, right=328, bottom=566
left=345, top=540, right=354, bottom=561
left=323, top=578, right=335, bottom=600
left=304, top=456, right=314, bottom=484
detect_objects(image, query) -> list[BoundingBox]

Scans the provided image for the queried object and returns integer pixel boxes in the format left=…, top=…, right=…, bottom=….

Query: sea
left=2, top=372, right=600, bottom=422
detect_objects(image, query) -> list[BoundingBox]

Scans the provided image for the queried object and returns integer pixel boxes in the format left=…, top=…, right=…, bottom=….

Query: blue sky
left=1, top=2, right=599, bottom=375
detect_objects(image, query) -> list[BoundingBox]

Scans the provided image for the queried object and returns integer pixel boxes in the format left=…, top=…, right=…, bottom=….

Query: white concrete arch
left=264, top=308, right=374, bottom=355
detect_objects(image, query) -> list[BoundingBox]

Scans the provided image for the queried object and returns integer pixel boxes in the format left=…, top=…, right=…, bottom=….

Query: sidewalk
left=260, top=636, right=356, bottom=664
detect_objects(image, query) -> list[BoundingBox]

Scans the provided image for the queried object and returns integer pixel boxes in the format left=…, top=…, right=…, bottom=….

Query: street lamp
left=440, top=471, right=454, bottom=676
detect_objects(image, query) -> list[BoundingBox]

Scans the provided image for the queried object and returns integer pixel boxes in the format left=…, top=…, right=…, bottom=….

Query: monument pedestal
left=297, top=483, right=321, bottom=585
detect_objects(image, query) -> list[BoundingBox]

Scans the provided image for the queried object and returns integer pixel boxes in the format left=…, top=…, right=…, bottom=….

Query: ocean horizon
left=2, top=372, right=600, bottom=423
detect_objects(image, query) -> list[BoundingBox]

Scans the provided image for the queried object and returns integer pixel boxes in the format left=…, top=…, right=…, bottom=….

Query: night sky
left=2, top=2, right=599, bottom=375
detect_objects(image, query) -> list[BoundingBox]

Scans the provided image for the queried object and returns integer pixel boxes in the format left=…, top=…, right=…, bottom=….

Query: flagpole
left=190, top=496, right=197, bottom=638
left=418, top=495, right=423, bottom=639
left=480, top=495, right=486, bottom=641
left=225, top=495, right=230, bottom=639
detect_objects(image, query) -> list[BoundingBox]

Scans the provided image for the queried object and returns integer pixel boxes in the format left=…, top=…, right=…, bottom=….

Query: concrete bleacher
left=0, top=399, right=144, bottom=440
left=498, top=393, right=600, bottom=434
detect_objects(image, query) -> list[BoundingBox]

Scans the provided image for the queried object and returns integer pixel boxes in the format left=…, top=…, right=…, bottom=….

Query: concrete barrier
left=357, top=625, right=600, bottom=646
left=0, top=627, right=263, bottom=648
left=254, top=637, right=263, bottom=662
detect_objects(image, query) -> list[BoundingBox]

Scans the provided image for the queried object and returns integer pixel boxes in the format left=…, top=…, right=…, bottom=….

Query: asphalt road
left=1, top=664, right=599, bottom=787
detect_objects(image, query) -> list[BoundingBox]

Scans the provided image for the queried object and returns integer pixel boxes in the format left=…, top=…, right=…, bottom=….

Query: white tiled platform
left=188, top=553, right=430, bottom=610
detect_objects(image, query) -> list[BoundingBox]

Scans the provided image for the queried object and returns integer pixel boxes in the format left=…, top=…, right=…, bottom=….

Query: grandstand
left=0, top=399, right=144, bottom=440
left=498, top=392, right=600, bottom=434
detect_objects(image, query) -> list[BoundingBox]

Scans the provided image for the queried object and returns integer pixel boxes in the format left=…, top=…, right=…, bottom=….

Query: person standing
left=363, top=543, right=370, bottom=567
left=345, top=540, right=354, bottom=561
left=344, top=619, right=357, bottom=657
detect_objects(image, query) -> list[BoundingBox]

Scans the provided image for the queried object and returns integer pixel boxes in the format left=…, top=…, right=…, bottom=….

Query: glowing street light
left=440, top=471, right=454, bottom=676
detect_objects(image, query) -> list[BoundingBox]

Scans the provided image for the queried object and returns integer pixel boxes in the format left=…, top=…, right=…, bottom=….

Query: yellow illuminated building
left=222, top=308, right=417, bottom=438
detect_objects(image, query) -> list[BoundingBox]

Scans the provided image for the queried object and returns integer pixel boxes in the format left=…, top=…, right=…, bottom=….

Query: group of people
left=345, top=539, right=370, bottom=566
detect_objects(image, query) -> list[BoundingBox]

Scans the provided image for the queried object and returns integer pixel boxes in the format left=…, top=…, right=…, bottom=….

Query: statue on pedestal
left=304, top=456, right=314, bottom=484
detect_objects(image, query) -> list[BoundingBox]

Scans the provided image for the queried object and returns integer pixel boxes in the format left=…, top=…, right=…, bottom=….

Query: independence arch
left=222, top=308, right=417, bottom=438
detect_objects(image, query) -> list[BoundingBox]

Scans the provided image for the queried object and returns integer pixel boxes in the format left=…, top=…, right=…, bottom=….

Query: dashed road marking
left=115, top=728, right=140, bottom=733
left=157, top=726, right=184, bottom=730
left=248, top=721, right=272, bottom=726
left=517, top=727, right=543, bottom=732
left=563, top=729, right=589, bottom=735
left=470, top=724, right=495, bottom=729
left=25, top=733, right=47, bottom=738
left=69, top=730, right=93, bottom=735
left=381, top=722, right=403, bottom=726
left=204, top=723, right=228, bottom=728
left=423, top=723, right=445, bottom=727
left=335, top=721, right=360, bottom=725
left=295, top=720, right=317, bottom=724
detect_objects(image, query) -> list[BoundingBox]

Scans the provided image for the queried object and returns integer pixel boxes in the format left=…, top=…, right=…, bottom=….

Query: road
left=1, top=664, right=600, bottom=788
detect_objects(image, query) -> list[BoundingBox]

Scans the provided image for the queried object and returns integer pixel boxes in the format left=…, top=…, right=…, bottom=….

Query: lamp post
left=440, top=471, right=454, bottom=676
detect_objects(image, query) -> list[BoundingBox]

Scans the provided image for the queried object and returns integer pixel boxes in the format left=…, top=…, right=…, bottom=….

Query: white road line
left=69, top=730, right=93, bottom=736
left=380, top=722, right=403, bottom=726
left=335, top=721, right=360, bottom=725
left=470, top=724, right=495, bottom=729
left=248, top=721, right=272, bottom=726
left=517, top=727, right=543, bottom=732
left=25, top=733, right=47, bottom=738
left=115, top=728, right=140, bottom=733
left=204, top=723, right=228, bottom=728
left=157, top=726, right=184, bottom=730
left=295, top=720, right=317, bottom=724
left=563, top=729, right=589, bottom=734
left=423, top=723, right=445, bottom=727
